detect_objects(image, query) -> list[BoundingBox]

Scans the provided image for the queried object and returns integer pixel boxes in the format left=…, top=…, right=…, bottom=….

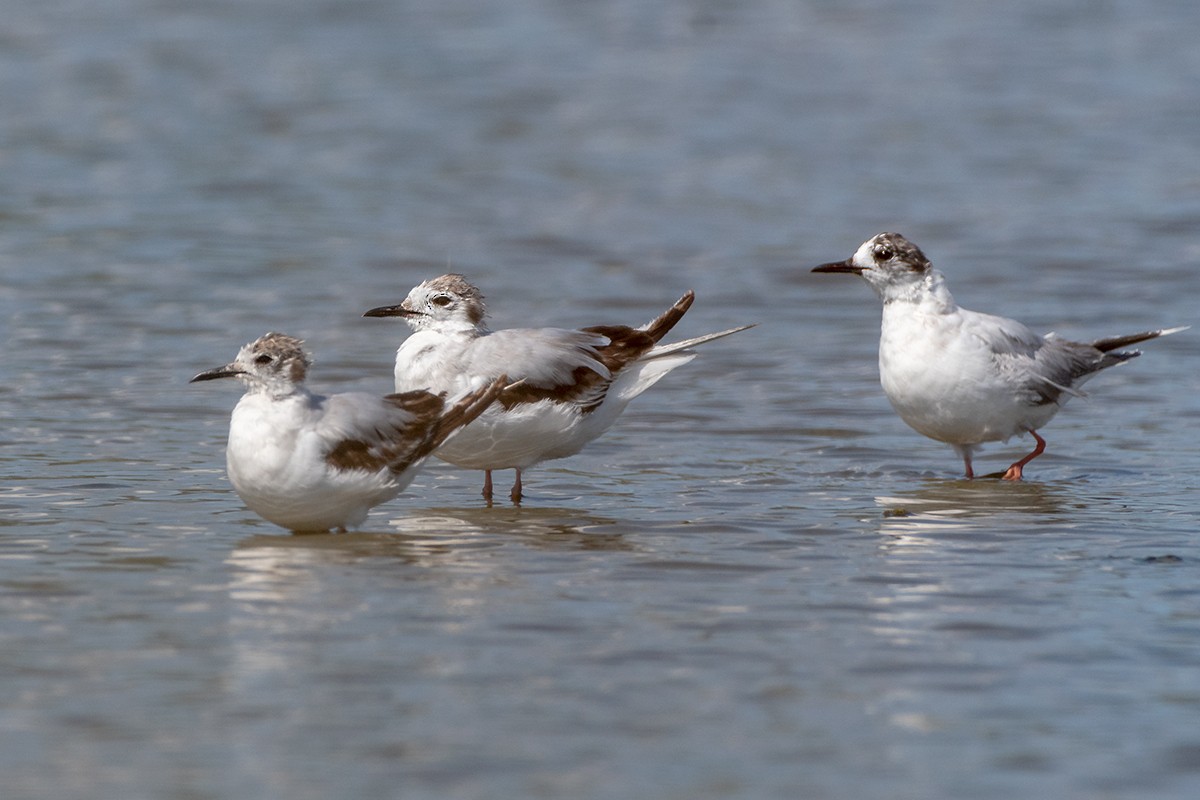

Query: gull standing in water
left=191, top=332, right=506, bottom=531
left=811, top=232, right=1185, bottom=479
left=364, top=275, right=752, bottom=503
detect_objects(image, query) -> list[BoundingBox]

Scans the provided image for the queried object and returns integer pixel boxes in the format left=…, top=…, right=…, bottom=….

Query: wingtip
left=639, top=290, right=696, bottom=342
left=671, top=290, right=697, bottom=317
left=1093, top=325, right=1189, bottom=353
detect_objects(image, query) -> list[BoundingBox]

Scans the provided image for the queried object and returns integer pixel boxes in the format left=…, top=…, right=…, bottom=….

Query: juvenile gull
left=191, top=332, right=506, bottom=531
left=812, top=232, right=1185, bottom=479
left=364, top=275, right=753, bottom=503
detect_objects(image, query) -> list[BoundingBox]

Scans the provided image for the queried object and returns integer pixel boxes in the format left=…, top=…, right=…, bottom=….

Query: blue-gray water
left=3, top=1, right=1200, bottom=798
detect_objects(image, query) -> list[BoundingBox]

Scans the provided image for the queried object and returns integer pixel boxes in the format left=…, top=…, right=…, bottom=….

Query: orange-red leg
left=1002, top=430, right=1046, bottom=481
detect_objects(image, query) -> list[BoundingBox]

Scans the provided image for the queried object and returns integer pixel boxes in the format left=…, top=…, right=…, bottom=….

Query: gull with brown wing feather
left=191, top=332, right=506, bottom=531
left=365, top=276, right=753, bottom=503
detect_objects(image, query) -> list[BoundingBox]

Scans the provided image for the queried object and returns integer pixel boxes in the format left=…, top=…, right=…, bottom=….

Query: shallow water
left=3, top=1, right=1200, bottom=798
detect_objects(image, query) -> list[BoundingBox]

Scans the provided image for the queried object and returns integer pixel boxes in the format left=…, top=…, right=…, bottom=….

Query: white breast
left=878, top=305, right=1060, bottom=446
left=225, top=394, right=401, bottom=531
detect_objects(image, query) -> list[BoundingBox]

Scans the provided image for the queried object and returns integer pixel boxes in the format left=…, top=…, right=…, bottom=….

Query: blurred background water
left=3, top=1, right=1200, bottom=798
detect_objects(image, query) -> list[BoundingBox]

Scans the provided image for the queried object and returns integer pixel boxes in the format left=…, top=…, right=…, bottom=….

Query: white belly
left=878, top=311, right=1060, bottom=446
left=434, top=400, right=617, bottom=470
left=225, top=397, right=404, bottom=531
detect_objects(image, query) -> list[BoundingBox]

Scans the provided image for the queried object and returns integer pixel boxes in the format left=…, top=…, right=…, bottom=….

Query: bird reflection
left=221, top=506, right=635, bottom=689
left=874, top=477, right=1070, bottom=541
left=396, top=505, right=636, bottom=551
left=229, top=505, right=634, bottom=575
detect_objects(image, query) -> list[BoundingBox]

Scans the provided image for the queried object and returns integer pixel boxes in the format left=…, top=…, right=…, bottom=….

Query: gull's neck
left=880, top=269, right=959, bottom=315
left=245, top=380, right=310, bottom=403
left=410, top=316, right=489, bottom=338
left=425, top=318, right=490, bottom=338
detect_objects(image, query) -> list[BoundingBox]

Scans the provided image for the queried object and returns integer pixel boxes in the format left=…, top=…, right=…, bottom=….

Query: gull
left=364, top=275, right=753, bottom=503
left=812, top=232, right=1185, bottom=480
left=191, top=332, right=506, bottom=532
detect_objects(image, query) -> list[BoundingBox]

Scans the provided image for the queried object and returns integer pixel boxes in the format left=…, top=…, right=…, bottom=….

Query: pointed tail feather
left=639, top=291, right=696, bottom=343
left=1092, top=325, right=1188, bottom=353
left=646, top=324, right=755, bottom=359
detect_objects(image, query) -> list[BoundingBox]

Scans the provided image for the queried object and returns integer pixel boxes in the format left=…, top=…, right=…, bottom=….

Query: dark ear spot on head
left=895, top=237, right=932, bottom=272
left=908, top=253, right=932, bottom=273
left=873, top=233, right=931, bottom=273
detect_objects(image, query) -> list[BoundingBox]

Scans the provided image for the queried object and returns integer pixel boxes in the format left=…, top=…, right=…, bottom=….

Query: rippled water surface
left=4, top=1, right=1200, bottom=798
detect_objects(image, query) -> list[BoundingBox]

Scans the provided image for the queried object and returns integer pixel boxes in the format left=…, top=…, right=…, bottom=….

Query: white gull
left=365, top=275, right=752, bottom=502
left=191, top=332, right=506, bottom=531
left=812, top=232, right=1186, bottom=479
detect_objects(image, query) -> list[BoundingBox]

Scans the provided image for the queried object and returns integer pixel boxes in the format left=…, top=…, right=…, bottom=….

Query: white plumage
left=191, top=332, right=505, bottom=531
left=813, top=233, right=1185, bottom=479
left=365, top=275, right=752, bottom=502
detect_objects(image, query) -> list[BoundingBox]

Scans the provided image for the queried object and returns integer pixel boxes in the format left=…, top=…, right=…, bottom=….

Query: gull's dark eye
left=430, top=295, right=453, bottom=307
left=255, top=354, right=273, bottom=365
left=873, top=244, right=894, bottom=261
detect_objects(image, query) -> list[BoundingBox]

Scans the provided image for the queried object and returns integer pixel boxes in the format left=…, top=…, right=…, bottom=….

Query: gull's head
left=363, top=273, right=487, bottom=333
left=190, top=332, right=311, bottom=396
left=812, top=232, right=933, bottom=300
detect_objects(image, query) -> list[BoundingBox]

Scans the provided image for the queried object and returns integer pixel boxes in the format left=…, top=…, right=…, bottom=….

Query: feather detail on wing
left=967, top=310, right=1155, bottom=407
left=445, top=293, right=751, bottom=415
left=1013, top=338, right=1118, bottom=406
left=1010, top=327, right=1187, bottom=407
left=1019, top=326, right=1188, bottom=406
left=322, top=377, right=505, bottom=475
left=469, top=328, right=613, bottom=385
left=489, top=325, right=660, bottom=413
left=968, top=309, right=1044, bottom=356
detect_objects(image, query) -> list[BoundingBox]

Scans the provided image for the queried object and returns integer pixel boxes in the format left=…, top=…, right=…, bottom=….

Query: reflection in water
left=227, top=506, right=635, bottom=602
left=389, top=506, right=637, bottom=551
left=874, top=478, right=1072, bottom=540
left=219, top=505, right=639, bottom=765
left=858, top=479, right=1078, bottom=692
